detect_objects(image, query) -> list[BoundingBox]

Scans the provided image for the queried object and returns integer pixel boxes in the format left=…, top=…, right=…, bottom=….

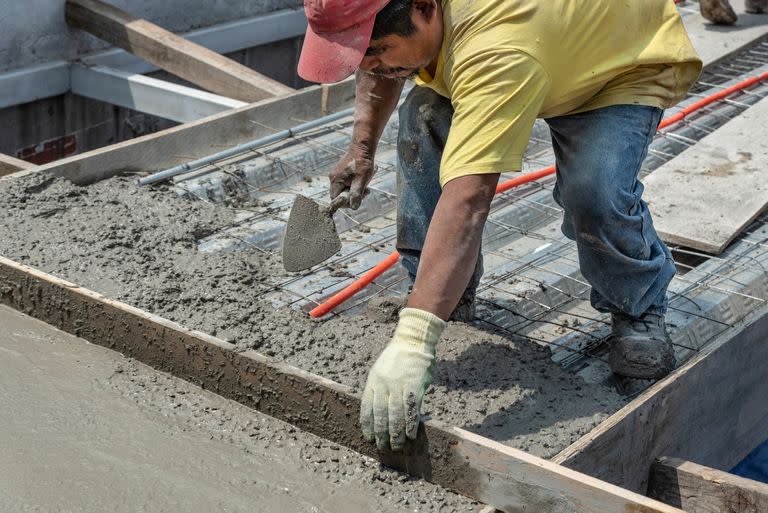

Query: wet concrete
left=0, top=174, right=625, bottom=459
left=0, top=305, right=479, bottom=512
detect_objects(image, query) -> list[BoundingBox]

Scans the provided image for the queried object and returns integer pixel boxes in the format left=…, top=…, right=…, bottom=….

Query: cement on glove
left=0, top=174, right=625, bottom=459
left=0, top=305, right=478, bottom=513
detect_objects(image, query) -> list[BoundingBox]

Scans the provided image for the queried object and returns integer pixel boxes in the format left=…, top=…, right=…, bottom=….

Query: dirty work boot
left=608, top=313, right=675, bottom=380
left=699, top=0, right=738, bottom=24
left=746, top=0, right=768, bottom=13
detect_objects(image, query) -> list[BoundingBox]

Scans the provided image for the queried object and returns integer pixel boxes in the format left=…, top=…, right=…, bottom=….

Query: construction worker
left=699, top=0, right=767, bottom=25
left=297, top=0, right=702, bottom=451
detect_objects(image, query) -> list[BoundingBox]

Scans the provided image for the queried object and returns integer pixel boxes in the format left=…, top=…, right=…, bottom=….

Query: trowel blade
left=282, top=194, right=342, bottom=272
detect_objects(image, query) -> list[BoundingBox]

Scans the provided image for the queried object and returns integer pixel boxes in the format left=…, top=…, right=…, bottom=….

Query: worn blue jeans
left=396, top=86, right=675, bottom=317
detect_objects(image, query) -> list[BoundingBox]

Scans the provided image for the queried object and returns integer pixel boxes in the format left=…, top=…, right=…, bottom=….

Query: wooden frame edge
left=552, top=305, right=768, bottom=494
left=648, top=456, right=768, bottom=512
left=0, top=254, right=684, bottom=513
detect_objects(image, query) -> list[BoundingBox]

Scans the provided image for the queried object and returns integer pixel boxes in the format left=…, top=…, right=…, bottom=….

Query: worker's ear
left=412, top=0, right=438, bottom=25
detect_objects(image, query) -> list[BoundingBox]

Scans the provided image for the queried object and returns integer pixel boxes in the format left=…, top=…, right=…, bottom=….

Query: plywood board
left=644, top=96, right=768, bottom=254
left=0, top=255, right=684, bottom=513
left=553, top=303, right=768, bottom=493
left=648, top=456, right=768, bottom=513
left=65, top=0, right=293, bottom=103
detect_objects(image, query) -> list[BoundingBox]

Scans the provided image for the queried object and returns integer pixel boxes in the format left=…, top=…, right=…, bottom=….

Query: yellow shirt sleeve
left=439, top=49, right=551, bottom=188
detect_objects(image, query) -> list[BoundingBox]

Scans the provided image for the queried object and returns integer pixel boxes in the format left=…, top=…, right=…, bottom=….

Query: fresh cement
left=0, top=174, right=625, bottom=460
left=0, top=305, right=477, bottom=512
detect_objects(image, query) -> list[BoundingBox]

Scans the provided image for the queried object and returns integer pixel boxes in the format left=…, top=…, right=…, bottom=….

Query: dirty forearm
left=407, top=174, right=500, bottom=320
left=350, top=71, right=404, bottom=156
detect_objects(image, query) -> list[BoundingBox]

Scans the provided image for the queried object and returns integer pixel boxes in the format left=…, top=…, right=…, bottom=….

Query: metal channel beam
left=71, top=64, right=246, bottom=123
left=0, top=61, right=70, bottom=110
left=0, top=8, right=306, bottom=109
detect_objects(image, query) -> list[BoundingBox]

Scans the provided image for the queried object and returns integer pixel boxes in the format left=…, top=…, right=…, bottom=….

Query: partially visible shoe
left=700, top=0, right=738, bottom=24
left=366, top=288, right=477, bottom=323
left=746, top=0, right=767, bottom=13
left=608, top=313, right=675, bottom=380
left=367, top=295, right=407, bottom=323
left=448, top=288, right=476, bottom=323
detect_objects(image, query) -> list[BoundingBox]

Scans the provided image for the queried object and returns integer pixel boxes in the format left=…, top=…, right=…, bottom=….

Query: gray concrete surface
left=0, top=305, right=479, bottom=512
left=0, top=173, right=625, bottom=460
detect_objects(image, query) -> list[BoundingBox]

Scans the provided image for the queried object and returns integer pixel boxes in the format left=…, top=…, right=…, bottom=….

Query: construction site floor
left=0, top=305, right=479, bottom=513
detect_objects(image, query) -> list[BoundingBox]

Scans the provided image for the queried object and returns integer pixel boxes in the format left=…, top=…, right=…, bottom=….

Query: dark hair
left=371, top=0, right=417, bottom=40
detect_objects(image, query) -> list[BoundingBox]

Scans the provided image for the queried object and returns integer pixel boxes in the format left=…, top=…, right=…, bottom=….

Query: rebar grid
left=164, top=35, right=768, bottom=383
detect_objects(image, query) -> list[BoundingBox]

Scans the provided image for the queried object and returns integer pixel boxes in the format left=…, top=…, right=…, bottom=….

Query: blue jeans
left=396, top=86, right=675, bottom=317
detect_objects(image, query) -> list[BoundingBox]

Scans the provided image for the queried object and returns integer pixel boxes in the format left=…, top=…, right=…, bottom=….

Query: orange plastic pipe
left=310, top=251, right=402, bottom=318
left=309, top=71, right=768, bottom=318
left=658, top=72, right=768, bottom=129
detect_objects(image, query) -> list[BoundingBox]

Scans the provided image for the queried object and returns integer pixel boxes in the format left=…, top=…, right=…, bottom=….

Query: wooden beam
left=65, top=0, right=293, bottom=103
left=552, top=305, right=768, bottom=493
left=0, top=255, right=684, bottom=513
left=0, top=9, right=305, bottom=110
left=648, top=456, right=768, bottom=513
left=82, top=8, right=307, bottom=74
left=0, top=153, right=33, bottom=177
left=1, top=79, right=356, bottom=186
left=71, top=64, right=247, bottom=123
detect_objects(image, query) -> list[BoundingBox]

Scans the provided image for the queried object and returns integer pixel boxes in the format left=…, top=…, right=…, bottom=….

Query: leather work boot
left=746, top=0, right=768, bottom=13
left=699, top=0, right=738, bottom=25
left=608, top=313, right=675, bottom=380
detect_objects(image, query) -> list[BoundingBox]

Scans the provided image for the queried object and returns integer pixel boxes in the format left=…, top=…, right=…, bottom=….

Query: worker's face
left=359, top=0, right=443, bottom=79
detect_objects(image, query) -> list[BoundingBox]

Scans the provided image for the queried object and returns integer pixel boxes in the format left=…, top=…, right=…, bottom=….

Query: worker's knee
left=398, top=87, right=453, bottom=171
left=560, top=176, right=636, bottom=231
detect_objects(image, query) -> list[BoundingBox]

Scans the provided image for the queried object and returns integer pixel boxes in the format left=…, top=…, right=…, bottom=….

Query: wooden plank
left=643, top=97, right=768, bottom=254
left=648, top=456, right=768, bottom=513
left=0, top=153, right=33, bottom=177
left=552, top=304, right=768, bottom=493
left=1, top=79, right=356, bottom=186
left=82, top=8, right=307, bottom=74
left=0, top=255, right=684, bottom=513
left=65, top=0, right=293, bottom=103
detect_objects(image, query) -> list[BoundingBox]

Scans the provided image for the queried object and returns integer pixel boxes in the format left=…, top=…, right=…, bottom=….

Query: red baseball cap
left=298, top=0, right=391, bottom=83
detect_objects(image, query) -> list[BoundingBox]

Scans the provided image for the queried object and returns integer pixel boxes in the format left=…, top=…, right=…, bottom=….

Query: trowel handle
left=327, top=191, right=351, bottom=214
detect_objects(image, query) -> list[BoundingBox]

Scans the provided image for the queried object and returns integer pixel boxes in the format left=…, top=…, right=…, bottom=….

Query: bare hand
left=329, top=145, right=375, bottom=210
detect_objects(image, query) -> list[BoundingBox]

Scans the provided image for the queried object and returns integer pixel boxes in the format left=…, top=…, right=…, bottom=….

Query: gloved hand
left=360, top=308, right=446, bottom=451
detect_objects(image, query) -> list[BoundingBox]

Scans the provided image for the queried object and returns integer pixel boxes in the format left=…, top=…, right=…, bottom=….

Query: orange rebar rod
left=309, top=71, right=768, bottom=318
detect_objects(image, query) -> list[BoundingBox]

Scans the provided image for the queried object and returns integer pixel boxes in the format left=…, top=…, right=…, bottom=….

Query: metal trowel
left=282, top=192, right=349, bottom=272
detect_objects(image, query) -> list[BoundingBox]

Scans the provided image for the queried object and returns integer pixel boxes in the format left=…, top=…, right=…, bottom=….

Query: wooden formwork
left=3, top=2, right=768, bottom=510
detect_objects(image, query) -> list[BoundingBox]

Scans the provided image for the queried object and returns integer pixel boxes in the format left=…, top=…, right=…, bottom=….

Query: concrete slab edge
left=0, top=254, right=683, bottom=513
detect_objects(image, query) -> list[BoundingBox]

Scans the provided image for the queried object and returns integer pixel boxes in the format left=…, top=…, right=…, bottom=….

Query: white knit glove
left=360, top=307, right=446, bottom=451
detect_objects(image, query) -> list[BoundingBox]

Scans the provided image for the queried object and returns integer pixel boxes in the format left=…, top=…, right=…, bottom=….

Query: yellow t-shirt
left=416, top=0, right=702, bottom=187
